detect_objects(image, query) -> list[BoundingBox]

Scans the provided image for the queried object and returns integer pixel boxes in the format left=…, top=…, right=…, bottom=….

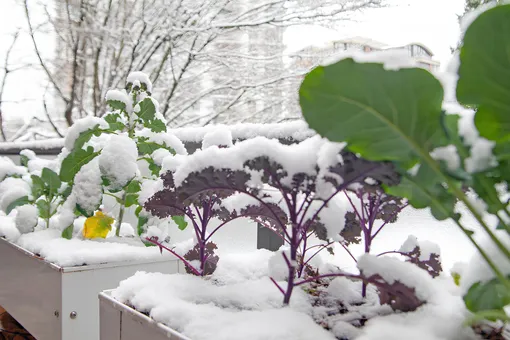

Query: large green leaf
left=104, top=113, right=125, bottom=131
left=107, top=99, right=127, bottom=111
left=457, top=5, right=510, bottom=142
left=31, top=175, right=46, bottom=198
left=6, top=196, right=30, bottom=215
left=125, top=180, right=141, bottom=194
left=464, top=276, right=510, bottom=315
left=136, top=98, right=156, bottom=123
left=385, top=163, right=457, bottom=220
left=60, top=147, right=101, bottom=182
left=300, top=59, right=444, bottom=162
left=36, top=199, right=51, bottom=219
left=41, top=168, right=61, bottom=195
left=145, top=118, right=166, bottom=133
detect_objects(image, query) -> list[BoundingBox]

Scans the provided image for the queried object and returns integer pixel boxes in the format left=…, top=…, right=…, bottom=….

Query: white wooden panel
left=0, top=238, right=62, bottom=340
left=62, top=260, right=179, bottom=340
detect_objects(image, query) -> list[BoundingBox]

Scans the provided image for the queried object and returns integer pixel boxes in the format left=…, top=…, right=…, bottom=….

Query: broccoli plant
left=300, top=3, right=510, bottom=324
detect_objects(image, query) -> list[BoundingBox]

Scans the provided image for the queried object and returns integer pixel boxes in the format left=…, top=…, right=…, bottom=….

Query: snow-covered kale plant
left=337, top=184, right=442, bottom=299
left=301, top=3, right=510, bottom=327
left=143, top=134, right=446, bottom=314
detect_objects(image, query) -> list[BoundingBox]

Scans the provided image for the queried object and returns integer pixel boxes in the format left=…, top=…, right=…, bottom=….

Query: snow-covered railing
left=0, top=121, right=315, bottom=155
left=0, top=138, right=65, bottom=155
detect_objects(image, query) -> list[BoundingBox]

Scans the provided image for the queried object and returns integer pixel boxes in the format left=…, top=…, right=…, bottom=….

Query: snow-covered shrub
left=54, top=72, right=187, bottom=239
left=300, top=3, right=510, bottom=327
left=0, top=72, right=187, bottom=241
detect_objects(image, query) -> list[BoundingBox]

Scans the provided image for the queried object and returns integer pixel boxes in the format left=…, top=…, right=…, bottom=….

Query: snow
left=151, top=149, right=172, bottom=166
left=15, top=204, right=38, bottom=234
left=0, top=186, right=30, bottom=213
left=460, top=229, right=510, bottom=294
left=64, top=116, right=108, bottom=151
left=110, top=246, right=476, bottom=340
left=20, top=149, right=58, bottom=173
left=430, top=145, right=460, bottom=171
left=98, top=134, right=138, bottom=189
left=14, top=228, right=176, bottom=267
left=171, top=121, right=313, bottom=143
left=457, top=109, right=497, bottom=173
left=399, top=235, right=441, bottom=261
left=202, top=128, right=233, bottom=149
left=0, top=177, right=30, bottom=199
left=72, top=158, right=103, bottom=214
left=268, top=248, right=290, bottom=281
left=138, top=178, right=164, bottom=205
left=105, top=89, right=133, bottom=113
left=0, top=139, right=65, bottom=152
left=126, top=71, right=153, bottom=93
left=316, top=194, right=352, bottom=241
left=358, top=254, right=440, bottom=302
left=136, top=128, right=188, bottom=155
left=111, top=269, right=334, bottom=340
left=0, top=215, right=20, bottom=241
left=0, top=156, right=27, bottom=180
left=326, top=277, right=365, bottom=305
left=172, top=136, right=324, bottom=187
left=316, top=141, right=346, bottom=198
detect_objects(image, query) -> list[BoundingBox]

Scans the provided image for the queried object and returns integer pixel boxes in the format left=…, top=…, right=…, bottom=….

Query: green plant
left=58, top=72, right=178, bottom=238
left=300, top=4, right=510, bottom=324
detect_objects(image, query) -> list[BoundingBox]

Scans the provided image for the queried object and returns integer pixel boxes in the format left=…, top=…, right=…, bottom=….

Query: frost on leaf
left=183, top=242, right=219, bottom=276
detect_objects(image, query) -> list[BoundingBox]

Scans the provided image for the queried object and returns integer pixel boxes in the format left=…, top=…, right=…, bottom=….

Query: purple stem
left=303, top=241, right=335, bottom=268
left=145, top=237, right=202, bottom=276
left=339, top=241, right=358, bottom=263
left=377, top=250, right=406, bottom=257
left=270, top=277, right=286, bottom=295
left=371, top=203, right=409, bottom=239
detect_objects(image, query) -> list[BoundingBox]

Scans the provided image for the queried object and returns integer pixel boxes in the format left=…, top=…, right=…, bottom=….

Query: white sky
left=284, top=0, right=466, bottom=68
left=0, top=0, right=466, bottom=123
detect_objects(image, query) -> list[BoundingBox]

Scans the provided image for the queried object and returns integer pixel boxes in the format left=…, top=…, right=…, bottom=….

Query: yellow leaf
left=82, top=211, right=114, bottom=239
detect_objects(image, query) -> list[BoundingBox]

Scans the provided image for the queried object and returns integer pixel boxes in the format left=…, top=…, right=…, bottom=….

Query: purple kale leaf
left=325, top=151, right=400, bottom=188
left=145, top=189, right=186, bottom=218
left=368, top=274, right=424, bottom=312
left=177, top=167, right=253, bottom=204
left=341, top=211, right=362, bottom=245
left=184, top=242, right=219, bottom=276
left=402, top=246, right=442, bottom=278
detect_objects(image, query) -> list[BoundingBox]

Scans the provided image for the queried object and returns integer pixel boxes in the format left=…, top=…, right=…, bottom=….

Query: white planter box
left=99, top=290, right=190, bottom=340
left=0, top=237, right=184, bottom=340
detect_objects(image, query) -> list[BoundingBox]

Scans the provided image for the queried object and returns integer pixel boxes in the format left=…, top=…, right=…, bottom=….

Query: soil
left=0, top=306, right=36, bottom=340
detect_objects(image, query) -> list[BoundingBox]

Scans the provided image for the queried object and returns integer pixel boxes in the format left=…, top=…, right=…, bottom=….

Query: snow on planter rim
left=1, top=228, right=176, bottom=267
